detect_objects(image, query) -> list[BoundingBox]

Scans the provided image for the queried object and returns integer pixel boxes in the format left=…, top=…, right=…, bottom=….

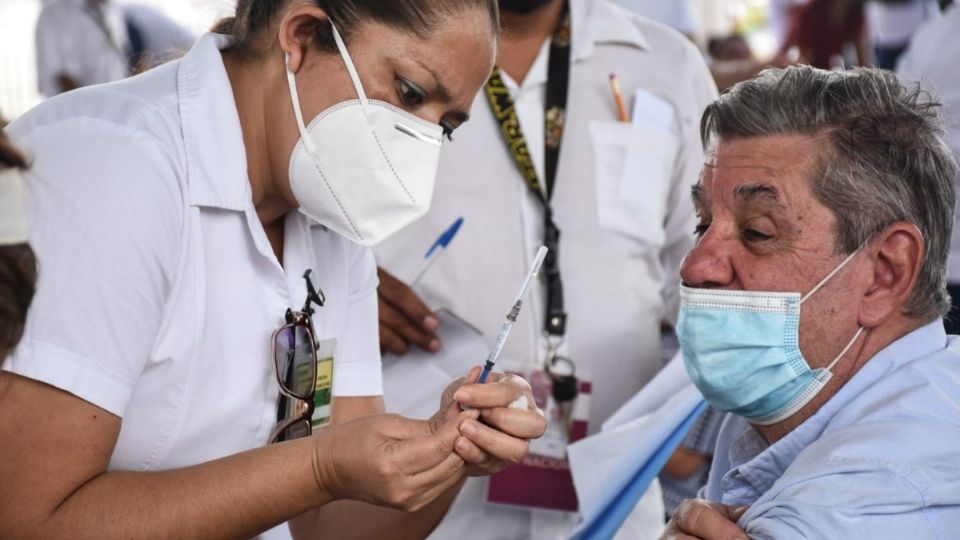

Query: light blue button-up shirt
left=700, top=321, right=960, bottom=539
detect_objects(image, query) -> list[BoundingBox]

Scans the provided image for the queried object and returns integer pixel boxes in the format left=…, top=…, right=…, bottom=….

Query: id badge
left=311, top=338, right=336, bottom=428
left=487, top=369, right=592, bottom=512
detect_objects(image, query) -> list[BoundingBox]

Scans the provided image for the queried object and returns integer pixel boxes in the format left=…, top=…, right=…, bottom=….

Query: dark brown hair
left=214, top=0, right=499, bottom=55
left=0, top=124, right=36, bottom=354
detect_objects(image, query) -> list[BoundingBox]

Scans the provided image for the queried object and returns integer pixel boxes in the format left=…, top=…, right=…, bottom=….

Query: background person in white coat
left=896, top=4, right=960, bottom=333
left=374, top=0, right=717, bottom=537
left=34, top=0, right=131, bottom=95
left=0, top=1, right=546, bottom=538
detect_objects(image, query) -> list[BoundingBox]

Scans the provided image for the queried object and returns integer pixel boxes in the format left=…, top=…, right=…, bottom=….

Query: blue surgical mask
left=677, top=249, right=864, bottom=425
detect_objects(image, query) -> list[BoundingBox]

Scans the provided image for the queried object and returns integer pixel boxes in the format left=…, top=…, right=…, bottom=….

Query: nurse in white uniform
left=0, top=1, right=546, bottom=538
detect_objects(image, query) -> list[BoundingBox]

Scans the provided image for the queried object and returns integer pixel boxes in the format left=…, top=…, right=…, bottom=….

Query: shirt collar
left=512, top=0, right=652, bottom=90
left=726, top=320, right=948, bottom=495
left=570, top=0, right=651, bottom=62
left=177, top=33, right=252, bottom=211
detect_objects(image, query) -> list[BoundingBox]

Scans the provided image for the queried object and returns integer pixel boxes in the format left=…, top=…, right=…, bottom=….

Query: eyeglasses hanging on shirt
left=483, top=1, right=579, bottom=409
left=270, top=270, right=333, bottom=444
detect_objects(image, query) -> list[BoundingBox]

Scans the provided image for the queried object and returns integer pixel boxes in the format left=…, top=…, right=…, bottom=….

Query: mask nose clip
left=395, top=122, right=442, bottom=146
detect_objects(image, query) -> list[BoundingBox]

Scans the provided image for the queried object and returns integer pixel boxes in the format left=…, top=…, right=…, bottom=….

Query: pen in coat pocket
left=609, top=73, right=630, bottom=123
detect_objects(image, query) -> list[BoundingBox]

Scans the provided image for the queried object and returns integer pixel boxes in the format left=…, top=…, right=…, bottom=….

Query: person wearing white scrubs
left=34, top=0, right=131, bottom=96
left=866, top=0, right=940, bottom=70
left=0, top=1, right=547, bottom=538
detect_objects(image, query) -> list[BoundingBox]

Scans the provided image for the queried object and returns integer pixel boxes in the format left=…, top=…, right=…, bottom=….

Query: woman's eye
left=441, top=121, right=456, bottom=142
left=397, top=78, right=427, bottom=107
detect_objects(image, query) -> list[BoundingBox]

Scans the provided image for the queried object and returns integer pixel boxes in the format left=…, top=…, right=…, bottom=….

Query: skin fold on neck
left=223, top=48, right=296, bottom=263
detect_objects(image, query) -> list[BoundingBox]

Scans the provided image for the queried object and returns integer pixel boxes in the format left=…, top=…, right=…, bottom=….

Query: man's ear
left=859, top=222, right=925, bottom=328
left=278, top=4, right=330, bottom=73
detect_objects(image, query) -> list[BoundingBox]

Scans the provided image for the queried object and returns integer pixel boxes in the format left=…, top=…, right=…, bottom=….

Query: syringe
left=477, top=245, right=549, bottom=384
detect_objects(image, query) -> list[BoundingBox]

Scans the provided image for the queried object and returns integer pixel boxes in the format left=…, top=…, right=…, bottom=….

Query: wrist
left=307, top=428, right=339, bottom=507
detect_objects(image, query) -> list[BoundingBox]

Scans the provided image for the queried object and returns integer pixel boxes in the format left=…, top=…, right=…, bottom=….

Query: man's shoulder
left=788, top=344, right=960, bottom=493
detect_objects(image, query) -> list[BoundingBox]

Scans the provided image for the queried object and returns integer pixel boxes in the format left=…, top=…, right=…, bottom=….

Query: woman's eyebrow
left=414, top=58, right=452, bottom=102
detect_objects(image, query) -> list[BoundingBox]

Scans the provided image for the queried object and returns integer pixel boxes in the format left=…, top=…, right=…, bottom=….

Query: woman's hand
left=311, top=410, right=477, bottom=512
left=432, top=367, right=547, bottom=476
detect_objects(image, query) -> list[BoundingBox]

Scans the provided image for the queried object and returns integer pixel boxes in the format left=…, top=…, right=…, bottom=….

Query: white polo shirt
left=374, top=1, right=716, bottom=537
left=5, top=33, right=382, bottom=473
left=35, top=0, right=130, bottom=96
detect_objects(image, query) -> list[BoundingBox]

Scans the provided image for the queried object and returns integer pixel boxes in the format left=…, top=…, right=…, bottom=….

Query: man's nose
left=680, top=230, right=735, bottom=289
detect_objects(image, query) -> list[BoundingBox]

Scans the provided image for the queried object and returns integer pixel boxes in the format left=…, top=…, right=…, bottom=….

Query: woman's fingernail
left=460, top=420, right=478, bottom=437
left=454, top=389, right=470, bottom=402
left=456, top=437, right=471, bottom=451
left=423, top=315, right=439, bottom=331
left=429, top=338, right=442, bottom=352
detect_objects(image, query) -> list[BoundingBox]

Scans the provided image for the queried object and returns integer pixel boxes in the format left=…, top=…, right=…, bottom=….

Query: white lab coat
left=374, top=0, right=718, bottom=538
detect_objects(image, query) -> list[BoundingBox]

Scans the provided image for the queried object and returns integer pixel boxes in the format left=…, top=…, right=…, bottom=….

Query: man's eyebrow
left=413, top=58, right=469, bottom=123
left=733, top=183, right=783, bottom=206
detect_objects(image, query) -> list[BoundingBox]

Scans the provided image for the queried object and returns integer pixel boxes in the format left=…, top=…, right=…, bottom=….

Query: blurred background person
left=0, top=124, right=36, bottom=366
left=706, top=31, right=794, bottom=90
left=781, top=0, right=869, bottom=69
left=896, top=3, right=960, bottom=333
left=35, top=0, right=131, bottom=96
left=867, top=0, right=940, bottom=70
left=123, top=2, right=196, bottom=73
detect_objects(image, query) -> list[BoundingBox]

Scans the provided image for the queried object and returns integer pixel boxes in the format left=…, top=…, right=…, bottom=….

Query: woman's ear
left=278, top=3, right=330, bottom=73
left=858, top=222, right=925, bottom=328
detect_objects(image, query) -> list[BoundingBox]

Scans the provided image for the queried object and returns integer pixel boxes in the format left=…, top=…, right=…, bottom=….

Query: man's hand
left=432, top=367, right=547, bottom=476
left=377, top=267, right=440, bottom=355
left=312, top=410, right=479, bottom=512
left=662, top=499, right=749, bottom=540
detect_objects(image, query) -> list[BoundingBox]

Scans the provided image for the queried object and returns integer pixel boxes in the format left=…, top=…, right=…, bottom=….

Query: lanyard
left=484, top=3, right=571, bottom=340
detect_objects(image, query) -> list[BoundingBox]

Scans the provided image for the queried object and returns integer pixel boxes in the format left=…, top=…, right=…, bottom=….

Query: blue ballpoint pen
left=478, top=245, right=549, bottom=384
left=412, top=216, right=464, bottom=286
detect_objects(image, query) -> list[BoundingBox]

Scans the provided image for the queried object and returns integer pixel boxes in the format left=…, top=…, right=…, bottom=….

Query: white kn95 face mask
left=284, top=22, right=444, bottom=246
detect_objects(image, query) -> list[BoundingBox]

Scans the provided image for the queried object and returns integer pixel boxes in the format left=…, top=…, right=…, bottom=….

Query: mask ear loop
left=800, top=248, right=863, bottom=304
left=825, top=326, right=865, bottom=373
left=284, top=52, right=319, bottom=156
left=329, top=22, right=370, bottom=116
left=282, top=20, right=370, bottom=157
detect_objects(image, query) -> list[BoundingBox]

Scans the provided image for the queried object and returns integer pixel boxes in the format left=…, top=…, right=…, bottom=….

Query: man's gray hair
left=701, top=65, right=958, bottom=321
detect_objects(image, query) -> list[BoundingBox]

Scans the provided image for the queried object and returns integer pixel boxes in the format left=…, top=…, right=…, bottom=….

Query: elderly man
left=664, top=66, right=960, bottom=539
